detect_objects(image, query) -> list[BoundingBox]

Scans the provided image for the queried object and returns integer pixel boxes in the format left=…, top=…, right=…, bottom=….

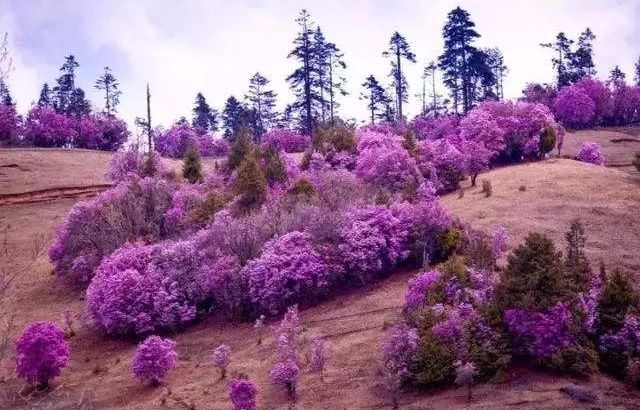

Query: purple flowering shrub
left=23, top=107, right=75, bottom=147
left=0, top=103, right=20, bottom=146
left=309, top=337, right=327, bottom=374
left=553, top=86, right=596, bottom=128
left=228, top=378, right=258, bottom=410
left=132, top=336, right=177, bottom=386
left=521, top=83, right=557, bottom=109
left=49, top=177, right=175, bottom=284
left=212, top=344, right=231, bottom=378
left=409, top=114, right=459, bottom=141
left=244, top=231, right=329, bottom=314
left=262, top=128, right=310, bottom=153
left=105, top=150, right=167, bottom=183
left=197, top=134, right=229, bottom=157
left=153, top=123, right=198, bottom=158
left=270, top=306, right=301, bottom=398
left=404, top=270, right=442, bottom=310
left=77, top=114, right=129, bottom=151
left=610, top=85, right=640, bottom=125
left=417, top=139, right=465, bottom=193
left=381, top=322, right=418, bottom=380
left=576, top=142, right=605, bottom=166
left=15, top=322, right=69, bottom=388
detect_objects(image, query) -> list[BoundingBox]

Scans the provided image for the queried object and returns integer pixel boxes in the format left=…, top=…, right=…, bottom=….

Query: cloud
left=2, top=0, right=639, bottom=130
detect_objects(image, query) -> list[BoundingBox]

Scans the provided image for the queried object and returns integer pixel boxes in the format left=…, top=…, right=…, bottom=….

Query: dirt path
left=0, top=184, right=112, bottom=206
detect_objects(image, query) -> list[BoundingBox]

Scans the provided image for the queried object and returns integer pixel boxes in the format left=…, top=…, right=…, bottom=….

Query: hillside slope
left=1, top=135, right=640, bottom=409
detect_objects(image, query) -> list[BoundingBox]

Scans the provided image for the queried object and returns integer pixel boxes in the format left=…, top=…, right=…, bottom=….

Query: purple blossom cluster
left=576, top=142, right=605, bottom=166
left=154, top=122, right=226, bottom=158
left=381, top=322, right=419, bottom=380
left=491, top=227, right=508, bottom=260
left=228, top=378, right=258, bottom=410
left=15, top=322, right=70, bottom=388
left=105, top=150, right=166, bottom=184
left=270, top=306, right=301, bottom=397
left=309, top=337, right=327, bottom=374
left=22, top=107, right=75, bottom=147
left=599, top=315, right=640, bottom=356
left=504, top=302, right=574, bottom=358
left=404, top=270, right=442, bottom=310
left=262, top=128, right=310, bottom=153
left=132, top=336, right=178, bottom=385
left=212, top=344, right=231, bottom=377
left=553, top=86, right=596, bottom=128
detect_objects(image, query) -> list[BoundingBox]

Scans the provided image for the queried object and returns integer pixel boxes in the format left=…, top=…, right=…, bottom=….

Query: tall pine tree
left=360, top=75, right=387, bottom=124
left=485, top=48, right=508, bottom=100
left=53, top=55, right=79, bottom=114
left=192, top=92, right=218, bottom=133
left=38, top=83, right=53, bottom=108
left=287, top=9, right=317, bottom=136
left=313, top=28, right=347, bottom=124
left=609, top=66, right=626, bottom=86
left=383, top=32, right=415, bottom=121
left=0, top=79, right=12, bottom=106
left=245, top=72, right=277, bottom=140
left=635, top=56, right=640, bottom=85
left=570, top=28, right=596, bottom=81
left=94, top=66, right=122, bottom=116
left=541, top=33, right=574, bottom=88
left=222, top=96, right=248, bottom=140
left=439, top=7, right=493, bottom=113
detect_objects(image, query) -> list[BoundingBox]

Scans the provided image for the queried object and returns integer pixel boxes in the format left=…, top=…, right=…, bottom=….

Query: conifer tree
left=94, top=66, right=122, bottom=116
left=227, top=126, right=255, bottom=170
left=234, top=154, right=267, bottom=214
left=541, top=33, right=574, bottom=88
left=383, top=32, right=416, bottom=121
left=287, top=9, right=317, bottom=136
left=182, top=144, right=204, bottom=183
left=192, top=92, right=218, bottom=133
left=222, top=96, right=249, bottom=140
left=53, top=55, right=80, bottom=114
left=485, top=48, right=508, bottom=100
left=360, top=75, right=387, bottom=124
left=609, top=66, right=626, bottom=86
left=0, top=79, right=12, bottom=106
left=570, top=28, right=596, bottom=81
left=245, top=72, right=277, bottom=141
left=38, top=83, right=53, bottom=108
left=313, top=28, right=347, bottom=124
left=635, top=56, right=640, bottom=85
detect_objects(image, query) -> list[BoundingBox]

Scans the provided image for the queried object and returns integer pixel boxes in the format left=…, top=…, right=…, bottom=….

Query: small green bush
left=402, top=130, right=418, bottom=157
left=233, top=155, right=267, bottom=214
left=182, top=144, right=203, bottom=183
left=287, top=178, right=316, bottom=200
left=481, top=179, right=492, bottom=197
left=262, top=146, right=287, bottom=184
left=434, top=228, right=462, bottom=262
left=539, top=126, right=557, bottom=156
left=313, top=121, right=357, bottom=154
left=191, top=191, right=226, bottom=224
left=413, top=331, right=456, bottom=386
left=549, top=342, right=598, bottom=378
left=564, top=219, right=591, bottom=293
left=227, top=127, right=255, bottom=170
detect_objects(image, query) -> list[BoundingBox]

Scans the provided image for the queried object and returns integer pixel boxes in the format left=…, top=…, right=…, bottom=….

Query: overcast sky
left=1, top=0, right=639, bottom=131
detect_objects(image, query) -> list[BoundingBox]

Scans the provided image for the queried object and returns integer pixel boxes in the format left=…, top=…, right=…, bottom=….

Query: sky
left=1, top=0, right=639, bottom=133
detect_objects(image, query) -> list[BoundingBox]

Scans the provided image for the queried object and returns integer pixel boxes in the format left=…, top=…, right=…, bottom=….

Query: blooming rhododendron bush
left=153, top=122, right=228, bottom=158
left=262, top=128, right=310, bottom=153
left=15, top=322, right=70, bottom=388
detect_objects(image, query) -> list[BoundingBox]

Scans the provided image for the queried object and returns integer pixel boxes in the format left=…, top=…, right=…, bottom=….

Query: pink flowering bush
left=521, top=83, right=557, bottom=109
left=270, top=306, right=301, bottom=398
left=309, top=337, right=327, bottom=374
left=262, top=128, right=310, bottom=153
left=405, top=270, right=442, bottom=310
left=504, top=302, right=574, bottom=358
left=356, top=130, right=403, bottom=152
left=244, top=231, right=330, bottom=314
left=23, top=107, right=75, bottom=147
left=153, top=122, right=199, bottom=158
left=132, top=336, right=178, bottom=386
left=409, top=115, right=459, bottom=141
left=491, top=227, right=508, bottom=260
left=610, top=85, right=640, bottom=125
left=106, top=150, right=143, bottom=183
left=196, top=134, right=229, bottom=157
left=381, top=322, right=418, bottom=380
left=15, top=322, right=69, bottom=388
left=574, top=78, right=613, bottom=125
left=553, top=87, right=596, bottom=128
left=212, top=344, right=231, bottom=378
left=0, top=103, right=20, bottom=146
left=355, top=143, right=423, bottom=194
left=77, top=114, right=129, bottom=151
left=359, top=121, right=406, bottom=136
left=228, top=378, right=258, bottom=410
left=576, top=142, right=605, bottom=166
left=418, top=139, right=465, bottom=193
left=48, top=177, right=175, bottom=284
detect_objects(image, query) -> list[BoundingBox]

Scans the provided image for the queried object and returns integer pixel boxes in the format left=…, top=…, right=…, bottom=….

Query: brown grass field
left=0, top=129, right=639, bottom=409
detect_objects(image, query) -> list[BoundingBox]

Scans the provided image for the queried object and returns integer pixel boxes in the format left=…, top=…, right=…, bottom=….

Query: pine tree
left=192, top=92, right=218, bottom=133
left=570, top=28, right=596, bottom=81
left=227, top=126, right=255, bottom=170
left=287, top=9, right=318, bottom=136
left=0, top=32, right=13, bottom=84
left=262, top=145, right=287, bottom=184
left=635, top=56, right=640, bottom=86
left=94, top=66, right=122, bottom=116
left=439, top=7, right=493, bottom=113
left=245, top=72, right=277, bottom=141
left=383, top=32, right=416, bottom=121
left=381, top=87, right=396, bottom=122
left=234, top=154, right=267, bottom=214
left=609, top=66, right=626, bottom=86
left=222, top=96, right=249, bottom=140
left=38, top=83, right=53, bottom=108
left=541, top=33, right=574, bottom=88
left=0, top=79, right=12, bottom=105
left=360, top=75, right=387, bottom=124
left=69, top=88, right=91, bottom=118
left=182, top=144, right=203, bottom=183
left=313, top=28, right=347, bottom=124
left=53, top=55, right=80, bottom=114
left=485, top=48, right=508, bottom=100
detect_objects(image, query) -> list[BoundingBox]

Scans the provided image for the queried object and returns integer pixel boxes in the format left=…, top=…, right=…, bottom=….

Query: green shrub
left=262, top=146, right=287, bottom=184
left=287, top=178, right=316, bottom=200
left=459, top=229, right=495, bottom=271
left=191, top=191, right=227, bottom=224
left=539, top=126, right=557, bottom=156
left=402, top=130, right=418, bottom=157
left=233, top=155, right=267, bottom=214
left=467, top=323, right=511, bottom=381
left=596, top=270, right=639, bottom=337
left=497, top=233, right=569, bottom=311
left=300, top=150, right=313, bottom=170
left=313, top=121, right=357, bottom=154
left=434, top=228, right=462, bottom=262
left=564, top=219, right=590, bottom=293
left=413, top=331, right=456, bottom=386
left=182, top=144, right=203, bottom=183
left=374, top=188, right=392, bottom=205
left=481, top=179, right=492, bottom=197
left=549, top=342, right=598, bottom=378
left=227, top=127, right=255, bottom=170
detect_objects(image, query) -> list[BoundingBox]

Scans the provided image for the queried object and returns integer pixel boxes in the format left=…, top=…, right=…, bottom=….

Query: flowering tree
left=270, top=306, right=301, bottom=399
left=574, top=78, right=613, bottom=125
left=409, top=114, right=459, bottom=141
left=309, top=337, right=327, bottom=376
left=76, top=114, right=129, bottom=151
left=381, top=322, right=418, bottom=380
left=355, top=143, right=423, bottom=194
left=244, top=231, right=329, bottom=314
left=262, top=128, right=310, bottom=153
left=132, top=336, right=178, bottom=386
left=212, top=344, right=231, bottom=378
left=23, top=107, right=75, bottom=147
left=15, top=322, right=69, bottom=388
left=553, top=86, right=596, bottom=128
left=228, top=378, right=258, bottom=410
left=576, top=142, right=605, bottom=166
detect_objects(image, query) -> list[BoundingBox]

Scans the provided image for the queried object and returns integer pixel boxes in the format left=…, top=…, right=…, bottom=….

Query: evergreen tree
left=0, top=79, right=12, bottom=105
left=245, top=72, right=277, bottom=141
left=182, top=144, right=203, bottom=183
left=222, top=96, right=249, bottom=140
left=383, top=32, right=416, bottom=121
left=234, top=154, right=267, bottom=214
left=485, top=48, right=508, bottom=100
left=381, top=87, right=396, bottom=122
left=439, top=7, right=493, bottom=113
left=0, top=32, right=13, bottom=84
left=262, top=145, right=287, bottom=184
left=94, top=66, right=122, bottom=116
left=287, top=9, right=318, bottom=136
left=192, top=92, right=218, bottom=133
left=227, top=126, right=255, bottom=170
left=570, top=28, right=596, bottom=81
left=313, top=28, right=347, bottom=124
left=635, top=56, right=640, bottom=86
left=424, top=61, right=445, bottom=115
left=53, top=55, right=80, bottom=114
left=360, top=75, right=387, bottom=124
left=38, top=83, right=53, bottom=108
left=609, top=66, right=626, bottom=86
left=69, top=88, right=91, bottom=118
left=541, top=33, right=574, bottom=88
